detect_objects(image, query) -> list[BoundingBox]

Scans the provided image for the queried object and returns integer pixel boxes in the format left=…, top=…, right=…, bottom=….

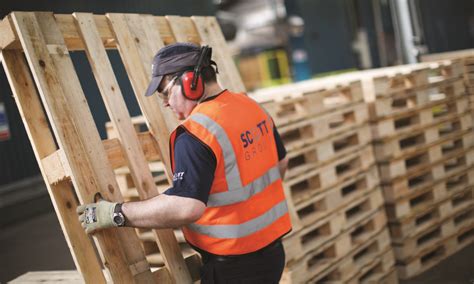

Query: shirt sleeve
left=273, top=125, right=287, bottom=161
left=163, top=131, right=216, bottom=205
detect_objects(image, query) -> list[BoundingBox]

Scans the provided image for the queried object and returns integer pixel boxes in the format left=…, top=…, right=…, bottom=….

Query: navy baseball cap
left=145, top=42, right=203, bottom=97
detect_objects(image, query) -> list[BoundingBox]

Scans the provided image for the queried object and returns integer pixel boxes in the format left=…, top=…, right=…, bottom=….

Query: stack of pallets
left=365, top=60, right=474, bottom=279
left=462, top=57, right=474, bottom=118
left=421, top=49, right=474, bottom=126
left=254, top=80, right=398, bottom=283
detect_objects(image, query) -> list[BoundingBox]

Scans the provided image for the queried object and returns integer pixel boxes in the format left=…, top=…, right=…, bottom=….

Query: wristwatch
left=112, top=203, right=126, bottom=227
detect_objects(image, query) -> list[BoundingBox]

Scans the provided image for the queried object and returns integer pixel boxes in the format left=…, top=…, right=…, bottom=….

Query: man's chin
left=175, top=113, right=186, bottom=121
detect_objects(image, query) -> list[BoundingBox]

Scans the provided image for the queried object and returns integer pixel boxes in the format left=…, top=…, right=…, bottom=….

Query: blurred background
left=0, top=0, right=473, bottom=283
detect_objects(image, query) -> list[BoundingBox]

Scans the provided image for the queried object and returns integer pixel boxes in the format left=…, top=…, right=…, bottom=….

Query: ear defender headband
left=180, top=45, right=211, bottom=101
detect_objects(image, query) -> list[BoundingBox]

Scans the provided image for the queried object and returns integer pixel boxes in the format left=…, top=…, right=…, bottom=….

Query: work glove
left=77, top=200, right=118, bottom=234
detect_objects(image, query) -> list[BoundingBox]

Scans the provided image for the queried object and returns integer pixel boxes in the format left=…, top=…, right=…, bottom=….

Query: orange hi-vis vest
left=169, top=90, right=292, bottom=255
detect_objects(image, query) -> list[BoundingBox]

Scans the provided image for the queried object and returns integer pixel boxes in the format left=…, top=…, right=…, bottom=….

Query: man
left=78, top=42, right=292, bottom=283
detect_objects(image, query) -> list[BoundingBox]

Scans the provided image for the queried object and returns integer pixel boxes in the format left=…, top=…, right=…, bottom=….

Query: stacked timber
left=364, top=60, right=474, bottom=279
left=461, top=57, right=474, bottom=119
left=421, top=49, right=474, bottom=125
left=254, top=80, right=397, bottom=283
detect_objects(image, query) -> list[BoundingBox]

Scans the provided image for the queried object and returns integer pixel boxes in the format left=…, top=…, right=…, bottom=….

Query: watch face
left=113, top=214, right=125, bottom=226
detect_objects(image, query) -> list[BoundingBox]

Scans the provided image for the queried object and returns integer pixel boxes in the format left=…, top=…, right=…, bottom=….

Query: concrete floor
left=1, top=211, right=473, bottom=283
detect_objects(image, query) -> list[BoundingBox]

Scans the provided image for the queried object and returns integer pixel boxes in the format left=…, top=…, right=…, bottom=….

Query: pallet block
left=0, top=11, right=244, bottom=283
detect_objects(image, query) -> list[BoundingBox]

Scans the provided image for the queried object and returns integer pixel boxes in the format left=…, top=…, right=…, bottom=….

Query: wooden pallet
left=381, top=147, right=474, bottom=204
left=313, top=238, right=395, bottom=284
left=0, top=11, right=244, bottom=283
left=392, top=202, right=474, bottom=261
left=9, top=271, right=107, bottom=283
left=285, top=144, right=376, bottom=205
left=285, top=125, right=372, bottom=175
left=281, top=227, right=390, bottom=284
left=396, top=222, right=474, bottom=279
left=259, top=81, right=364, bottom=127
left=254, top=79, right=363, bottom=116
left=370, top=61, right=463, bottom=98
left=370, top=76, right=464, bottom=119
left=292, top=165, right=380, bottom=228
left=373, top=111, right=473, bottom=161
left=385, top=167, right=474, bottom=220
left=371, top=92, right=468, bottom=140
left=378, top=130, right=474, bottom=181
left=347, top=256, right=398, bottom=284
left=283, top=191, right=386, bottom=262
left=278, top=103, right=370, bottom=151
left=389, top=186, right=474, bottom=242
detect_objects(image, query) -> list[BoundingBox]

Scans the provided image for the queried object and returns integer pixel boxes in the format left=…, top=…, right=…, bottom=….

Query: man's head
left=144, top=42, right=217, bottom=98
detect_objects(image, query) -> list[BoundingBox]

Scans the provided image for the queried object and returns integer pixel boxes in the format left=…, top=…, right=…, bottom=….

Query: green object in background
left=258, top=49, right=292, bottom=87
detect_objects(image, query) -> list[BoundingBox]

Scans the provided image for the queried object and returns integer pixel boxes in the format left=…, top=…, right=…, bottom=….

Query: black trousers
left=200, top=240, right=285, bottom=284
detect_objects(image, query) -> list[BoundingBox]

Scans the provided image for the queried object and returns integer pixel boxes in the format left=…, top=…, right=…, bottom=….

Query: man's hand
left=77, top=200, right=118, bottom=234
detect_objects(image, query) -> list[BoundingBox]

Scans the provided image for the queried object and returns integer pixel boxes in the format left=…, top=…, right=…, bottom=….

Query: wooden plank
left=107, top=13, right=199, bottom=283
left=0, top=14, right=185, bottom=50
left=192, top=16, right=246, bottom=93
left=11, top=12, right=154, bottom=283
left=165, top=16, right=201, bottom=44
left=107, top=13, right=178, bottom=178
left=1, top=49, right=105, bottom=283
left=42, top=133, right=162, bottom=185
left=10, top=253, right=202, bottom=283
left=104, top=132, right=161, bottom=169
left=74, top=12, right=158, bottom=201
left=421, top=49, right=474, bottom=62
left=74, top=12, right=192, bottom=283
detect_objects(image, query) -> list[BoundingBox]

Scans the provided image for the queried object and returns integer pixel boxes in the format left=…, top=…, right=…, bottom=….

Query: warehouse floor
left=1, top=211, right=473, bottom=283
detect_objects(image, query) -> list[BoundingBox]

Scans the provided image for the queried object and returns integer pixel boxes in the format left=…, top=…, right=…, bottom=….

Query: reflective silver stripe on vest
left=189, top=113, right=282, bottom=207
left=207, top=165, right=281, bottom=207
left=190, top=113, right=243, bottom=190
left=187, top=200, right=288, bottom=239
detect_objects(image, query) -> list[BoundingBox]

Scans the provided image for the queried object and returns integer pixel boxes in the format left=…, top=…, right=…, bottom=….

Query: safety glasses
left=158, top=76, right=178, bottom=100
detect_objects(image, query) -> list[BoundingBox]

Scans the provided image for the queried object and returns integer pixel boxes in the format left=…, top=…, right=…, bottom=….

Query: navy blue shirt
left=164, top=111, right=287, bottom=205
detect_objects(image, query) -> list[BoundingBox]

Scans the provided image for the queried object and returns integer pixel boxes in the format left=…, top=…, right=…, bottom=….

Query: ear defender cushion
left=180, top=71, right=205, bottom=101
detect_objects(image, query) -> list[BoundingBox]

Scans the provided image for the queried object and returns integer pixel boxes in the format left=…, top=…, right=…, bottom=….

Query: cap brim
left=144, top=75, right=163, bottom=97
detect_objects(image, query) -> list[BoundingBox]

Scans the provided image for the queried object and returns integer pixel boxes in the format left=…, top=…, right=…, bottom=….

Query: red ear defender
left=180, top=71, right=205, bottom=100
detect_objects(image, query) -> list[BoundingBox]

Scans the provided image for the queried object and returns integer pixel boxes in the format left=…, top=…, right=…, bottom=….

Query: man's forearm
left=121, top=194, right=205, bottom=229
